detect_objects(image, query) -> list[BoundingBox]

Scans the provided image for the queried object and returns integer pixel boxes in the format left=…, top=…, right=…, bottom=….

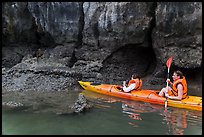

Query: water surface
left=2, top=89, right=202, bottom=135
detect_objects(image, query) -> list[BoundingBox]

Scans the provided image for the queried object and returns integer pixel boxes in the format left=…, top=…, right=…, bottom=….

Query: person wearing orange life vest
left=159, top=70, right=187, bottom=100
left=122, top=74, right=142, bottom=93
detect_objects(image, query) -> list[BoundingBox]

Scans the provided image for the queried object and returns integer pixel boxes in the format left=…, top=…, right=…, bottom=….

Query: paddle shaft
left=165, top=67, right=170, bottom=108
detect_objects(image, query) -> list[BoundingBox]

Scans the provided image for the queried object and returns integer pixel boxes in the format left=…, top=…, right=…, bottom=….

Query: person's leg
left=159, top=87, right=166, bottom=97
left=159, top=87, right=172, bottom=97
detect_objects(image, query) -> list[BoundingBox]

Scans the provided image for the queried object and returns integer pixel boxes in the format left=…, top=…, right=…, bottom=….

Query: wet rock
left=70, top=93, right=93, bottom=113
left=2, top=101, right=24, bottom=109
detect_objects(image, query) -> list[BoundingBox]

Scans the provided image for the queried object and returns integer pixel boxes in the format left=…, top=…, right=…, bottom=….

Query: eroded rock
left=70, top=93, right=93, bottom=113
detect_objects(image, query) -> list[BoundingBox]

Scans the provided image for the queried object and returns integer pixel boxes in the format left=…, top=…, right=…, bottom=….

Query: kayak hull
left=78, top=81, right=202, bottom=111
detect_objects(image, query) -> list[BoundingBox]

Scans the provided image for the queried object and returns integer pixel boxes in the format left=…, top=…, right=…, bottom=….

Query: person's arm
left=123, top=83, right=136, bottom=93
left=166, top=84, right=183, bottom=100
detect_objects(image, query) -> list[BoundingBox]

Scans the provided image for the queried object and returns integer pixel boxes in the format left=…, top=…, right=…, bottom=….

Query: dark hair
left=132, top=74, right=141, bottom=80
left=174, top=70, right=183, bottom=78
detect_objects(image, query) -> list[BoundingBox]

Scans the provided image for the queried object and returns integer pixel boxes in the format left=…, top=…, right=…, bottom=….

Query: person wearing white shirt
left=122, top=75, right=142, bottom=93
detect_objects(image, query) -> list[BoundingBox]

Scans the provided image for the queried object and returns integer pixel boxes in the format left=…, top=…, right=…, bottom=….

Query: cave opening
left=100, top=44, right=157, bottom=85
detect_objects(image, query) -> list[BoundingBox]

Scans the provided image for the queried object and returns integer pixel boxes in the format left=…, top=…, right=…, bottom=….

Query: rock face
left=82, top=2, right=153, bottom=49
left=71, top=93, right=93, bottom=113
left=2, top=2, right=202, bottom=94
left=152, top=2, right=202, bottom=68
left=27, top=2, right=83, bottom=44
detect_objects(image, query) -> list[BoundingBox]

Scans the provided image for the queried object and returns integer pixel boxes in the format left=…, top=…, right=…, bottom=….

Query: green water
left=2, top=90, right=202, bottom=135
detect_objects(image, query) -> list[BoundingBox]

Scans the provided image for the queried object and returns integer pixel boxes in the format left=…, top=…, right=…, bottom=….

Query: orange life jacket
left=128, top=79, right=142, bottom=90
left=169, top=76, right=187, bottom=99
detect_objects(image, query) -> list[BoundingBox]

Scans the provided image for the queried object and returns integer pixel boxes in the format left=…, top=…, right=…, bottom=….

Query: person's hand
left=123, top=81, right=126, bottom=86
left=165, top=93, right=169, bottom=98
left=166, top=79, right=171, bottom=84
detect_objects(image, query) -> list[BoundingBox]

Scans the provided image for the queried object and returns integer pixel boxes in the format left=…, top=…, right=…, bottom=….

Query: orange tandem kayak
left=78, top=81, right=202, bottom=111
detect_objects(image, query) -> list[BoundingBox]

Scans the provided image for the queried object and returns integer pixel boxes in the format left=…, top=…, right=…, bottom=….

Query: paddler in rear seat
left=122, top=74, right=142, bottom=93
left=158, top=70, right=187, bottom=100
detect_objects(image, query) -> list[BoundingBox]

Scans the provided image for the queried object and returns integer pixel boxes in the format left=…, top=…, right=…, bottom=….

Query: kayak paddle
left=165, top=56, right=173, bottom=109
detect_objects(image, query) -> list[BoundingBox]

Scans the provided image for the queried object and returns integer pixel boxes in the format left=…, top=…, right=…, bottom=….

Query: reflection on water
left=163, top=109, right=187, bottom=135
left=2, top=90, right=202, bottom=135
left=82, top=90, right=202, bottom=135
left=122, top=101, right=202, bottom=135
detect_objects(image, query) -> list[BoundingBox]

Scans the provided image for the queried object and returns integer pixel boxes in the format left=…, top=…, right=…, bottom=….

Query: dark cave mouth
left=100, top=44, right=157, bottom=83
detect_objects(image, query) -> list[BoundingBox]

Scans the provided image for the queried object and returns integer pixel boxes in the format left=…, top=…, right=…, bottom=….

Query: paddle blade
left=166, top=56, right=173, bottom=68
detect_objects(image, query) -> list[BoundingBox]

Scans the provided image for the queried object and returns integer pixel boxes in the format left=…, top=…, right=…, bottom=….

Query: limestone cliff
left=2, top=2, right=202, bottom=94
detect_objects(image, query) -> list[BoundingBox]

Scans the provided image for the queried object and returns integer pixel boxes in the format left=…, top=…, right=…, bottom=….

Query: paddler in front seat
left=158, top=70, right=187, bottom=100
left=122, top=74, right=142, bottom=93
